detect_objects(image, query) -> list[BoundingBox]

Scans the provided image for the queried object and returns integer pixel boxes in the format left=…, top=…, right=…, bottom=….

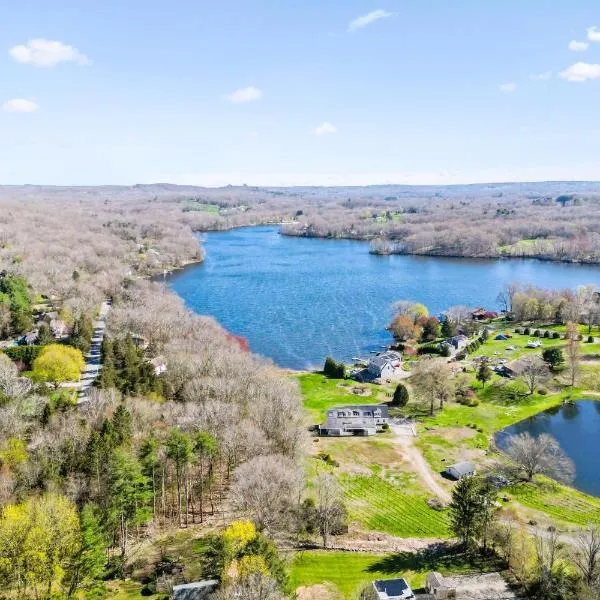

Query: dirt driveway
left=390, top=424, right=451, bottom=503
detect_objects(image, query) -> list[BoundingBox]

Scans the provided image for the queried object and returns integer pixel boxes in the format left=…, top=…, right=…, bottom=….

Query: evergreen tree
left=112, top=405, right=132, bottom=447
left=449, top=476, right=496, bottom=549
left=391, top=383, right=409, bottom=407
left=65, top=505, right=107, bottom=598
left=37, top=322, right=54, bottom=345
left=441, top=318, right=457, bottom=338
left=476, top=361, right=493, bottom=388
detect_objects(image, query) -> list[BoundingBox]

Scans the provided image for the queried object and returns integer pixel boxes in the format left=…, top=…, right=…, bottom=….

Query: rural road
left=390, top=424, right=451, bottom=503
left=77, top=299, right=111, bottom=403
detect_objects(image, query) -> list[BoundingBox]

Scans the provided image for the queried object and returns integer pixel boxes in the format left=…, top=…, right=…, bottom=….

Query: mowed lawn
left=341, top=474, right=450, bottom=538
left=290, top=550, right=499, bottom=598
left=298, top=372, right=387, bottom=424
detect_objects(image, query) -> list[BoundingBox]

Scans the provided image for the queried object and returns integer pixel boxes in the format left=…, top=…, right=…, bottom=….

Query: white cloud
left=530, top=71, right=553, bottom=81
left=348, top=9, right=392, bottom=32
left=499, top=82, right=517, bottom=93
left=2, top=98, right=39, bottom=112
left=560, top=62, right=600, bottom=82
left=313, top=122, right=338, bottom=136
left=587, top=26, right=600, bottom=42
left=569, top=40, right=589, bottom=52
left=9, top=39, right=89, bottom=67
left=225, top=86, right=263, bottom=104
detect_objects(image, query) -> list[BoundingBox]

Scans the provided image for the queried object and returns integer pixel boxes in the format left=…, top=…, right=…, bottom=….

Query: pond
left=167, top=225, right=600, bottom=370
left=495, top=400, right=600, bottom=496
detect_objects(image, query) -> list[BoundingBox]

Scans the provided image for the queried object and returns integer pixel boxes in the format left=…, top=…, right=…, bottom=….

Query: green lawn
left=509, top=477, right=600, bottom=528
left=341, top=474, right=450, bottom=538
left=298, top=372, right=387, bottom=423
left=290, top=550, right=501, bottom=598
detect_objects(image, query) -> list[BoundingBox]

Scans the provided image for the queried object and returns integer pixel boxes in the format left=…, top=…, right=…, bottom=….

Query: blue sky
left=2, top=1, right=600, bottom=186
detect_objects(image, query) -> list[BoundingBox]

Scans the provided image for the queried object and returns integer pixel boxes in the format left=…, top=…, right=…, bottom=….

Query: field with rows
left=341, top=474, right=450, bottom=538
left=509, top=477, right=600, bottom=527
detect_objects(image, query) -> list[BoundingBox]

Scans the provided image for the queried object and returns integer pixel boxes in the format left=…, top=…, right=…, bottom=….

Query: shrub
left=440, top=344, right=451, bottom=357
left=456, top=350, right=467, bottom=360
left=381, top=423, right=390, bottom=431
left=553, top=331, right=560, bottom=339
left=514, top=328, right=520, bottom=334
left=538, top=388, right=547, bottom=395
left=3, top=345, right=43, bottom=369
left=467, top=397, right=480, bottom=407
left=427, top=498, right=446, bottom=511
left=523, top=327, right=530, bottom=335
left=588, top=335, right=594, bottom=343
left=323, top=356, right=345, bottom=379
left=544, top=330, right=550, bottom=338
left=533, top=329, right=540, bottom=337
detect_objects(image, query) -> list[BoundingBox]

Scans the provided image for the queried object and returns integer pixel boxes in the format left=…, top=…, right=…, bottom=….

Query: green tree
left=111, top=404, right=132, bottom=447
left=104, top=450, right=151, bottom=566
left=542, top=347, right=565, bottom=370
left=441, top=318, right=457, bottom=338
left=166, top=429, right=193, bottom=527
left=194, top=432, right=219, bottom=523
left=32, top=344, right=85, bottom=389
left=391, top=383, right=409, bottom=407
left=449, top=476, right=496, bottom=550
left=37, top=322, right=54, bottom=346
left=139, top=437, right=161, bottom=521
left=421, top=316, right=441, bottom=341
left=0, top=274, right=33, bottom=335
left=64, top=505, right=107, bottom=598
left=70, top=314, right=94, bottom=354
left=476, top=360, right=493, bottom=388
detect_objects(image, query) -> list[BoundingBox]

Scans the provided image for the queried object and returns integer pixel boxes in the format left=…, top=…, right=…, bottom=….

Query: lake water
left=168, top=226, right=600, bottom=369
left=495, top=400, right=600, bottom=496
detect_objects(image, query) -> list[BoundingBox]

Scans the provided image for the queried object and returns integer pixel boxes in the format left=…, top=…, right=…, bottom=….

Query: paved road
left=77, top=299, right=111, bottom=404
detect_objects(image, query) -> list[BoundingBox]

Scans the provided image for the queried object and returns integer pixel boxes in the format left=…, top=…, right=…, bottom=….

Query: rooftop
left=374, top=577, right=413, bottom=598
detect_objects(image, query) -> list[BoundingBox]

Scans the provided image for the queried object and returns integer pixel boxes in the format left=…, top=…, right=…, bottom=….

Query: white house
left=367, top=351, right=402, bottom=379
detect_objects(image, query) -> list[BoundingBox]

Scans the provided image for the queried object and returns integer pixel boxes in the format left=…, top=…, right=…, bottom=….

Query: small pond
left=495, top=399, right=600, bottom=497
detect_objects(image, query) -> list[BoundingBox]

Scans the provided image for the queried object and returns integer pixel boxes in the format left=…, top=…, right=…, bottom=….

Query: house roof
left=427, top=572, right=447, bottom=588
left=369, top=351, right=402, bottom=369
left=374, top=578, right=412, bottom=597
left=448, top=461, right=475, bottom=476
left=330, top=404, right=389, bottom=417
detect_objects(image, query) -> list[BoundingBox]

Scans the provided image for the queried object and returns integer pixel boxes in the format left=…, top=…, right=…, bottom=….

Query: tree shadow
left=366, top=544, right=503, bottom=576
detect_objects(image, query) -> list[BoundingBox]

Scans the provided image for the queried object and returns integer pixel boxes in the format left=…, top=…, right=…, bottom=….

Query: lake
left=495, top=400, right=600, bottom=496
left=167, top=225, right=600, bottom=369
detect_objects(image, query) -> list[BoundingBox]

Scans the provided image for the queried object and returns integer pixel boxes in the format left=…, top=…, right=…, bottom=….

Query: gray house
left=445, top=461, right=476, bottom=480
left=172, top=580, right=219, bottom=600
left=447, top=335, right=468, bottom=350
left=367, top=351, right=402, bottom=379
left=368, top=578, right=415, bottom=600
left=320, top=404, right=389, bottom=437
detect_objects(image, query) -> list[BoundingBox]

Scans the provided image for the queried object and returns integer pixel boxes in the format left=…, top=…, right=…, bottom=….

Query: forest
left=0, top=187, right=305, bottom=598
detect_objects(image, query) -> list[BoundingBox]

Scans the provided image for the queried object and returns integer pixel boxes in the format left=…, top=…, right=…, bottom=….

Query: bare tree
left=565, top=321, right=581, bottom=387
left=533, top=526, right=562, bottom=599
left=444, top=305, right=472, bottom=325
left=211, top=573, right=284, bottom=600
left=497, top=283, right=519, bottom=314
left=518, top=355, right=549, bottom=395
left=574, top=526, right=600, bottom=588
left=314, top=473, right=345, bottom=549
left=411, top=359, right=453, bottom=416
left=230, top=454, right=302, bottom=532
left=505, top=432, right=575, bottom=483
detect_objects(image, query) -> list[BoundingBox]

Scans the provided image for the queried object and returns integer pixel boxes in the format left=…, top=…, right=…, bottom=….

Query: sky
left=2, top=0, right=600, bottom=186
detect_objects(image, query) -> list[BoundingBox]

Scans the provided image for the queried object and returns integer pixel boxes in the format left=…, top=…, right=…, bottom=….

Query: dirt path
left=390, top=425, right=451, bottom=503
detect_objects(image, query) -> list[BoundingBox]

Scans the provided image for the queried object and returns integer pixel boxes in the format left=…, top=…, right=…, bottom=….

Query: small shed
left=372, top=577, right=415, bottom=599
left=445, top=461, right=476, bottom=480
left=172, top=580, right=219, bottom=600
left=426, top=572, right=455, bottom=599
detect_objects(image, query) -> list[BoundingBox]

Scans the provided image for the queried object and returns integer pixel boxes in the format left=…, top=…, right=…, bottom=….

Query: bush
left=544, top=330, right=550, bottom=338
left=427, top=498, right=446, bottom=511
left=466, top=397, right=480, bottom=407
left=533, top=329, right=540, bottom=337
left=418, top=344, right=442, bottom=356
left=523, top=327, right=530, bottom=335
left=538, top=388, right=547, bottom=395
left=553, top=331, right=560, bottom=339
left=588, top=335, right=594, bottom=343
left=381, top=423, right=390, bottom=431
left=440, top=344, right=451, bottom=357
left=514, top=328, right=520, bottom=334
left=456, top=350, right=467, bottom=360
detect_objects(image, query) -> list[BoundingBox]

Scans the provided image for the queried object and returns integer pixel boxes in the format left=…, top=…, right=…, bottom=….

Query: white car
left=526, top=340, right=542, bottom=348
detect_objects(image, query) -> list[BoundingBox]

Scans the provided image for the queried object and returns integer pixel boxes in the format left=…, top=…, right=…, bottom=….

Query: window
left=337, top=411, right=345, bottom=417
left=352, top=410, right=359, bottom=416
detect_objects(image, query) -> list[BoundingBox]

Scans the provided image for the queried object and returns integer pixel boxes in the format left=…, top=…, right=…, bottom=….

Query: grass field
left=509, top=477, right=600, bottom=528
left=298, top=372, right=389, bottom=423
left=290, top=550, right=500, bottom=598
left=341, top=474, right=450, bottom=538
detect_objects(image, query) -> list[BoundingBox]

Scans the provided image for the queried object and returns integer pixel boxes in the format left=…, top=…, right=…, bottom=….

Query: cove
left=167, top=226, right=600, bottom=370
left=495, top=400, right=600, bottom=497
